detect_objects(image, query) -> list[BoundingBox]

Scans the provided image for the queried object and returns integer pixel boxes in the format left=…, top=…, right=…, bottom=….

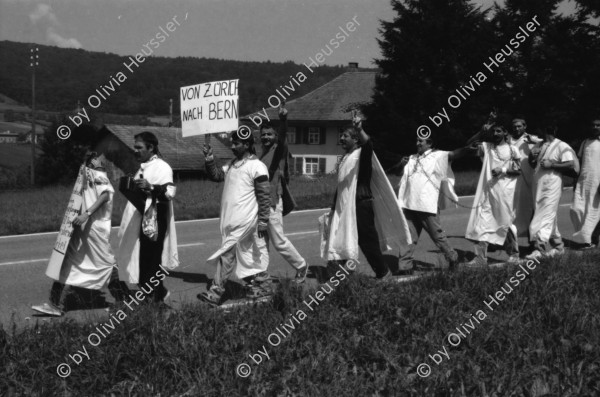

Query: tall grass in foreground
left=3, top=252, right=600, bottom=396
left=0, top=171, right=479, bottom=236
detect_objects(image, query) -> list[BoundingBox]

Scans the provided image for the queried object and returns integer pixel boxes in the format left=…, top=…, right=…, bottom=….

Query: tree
left=35, top=116, right=102, bottom=185
left=362, top=0, right=498, bottom=165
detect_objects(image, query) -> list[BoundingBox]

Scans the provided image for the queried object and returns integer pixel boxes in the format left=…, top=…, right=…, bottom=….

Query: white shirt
left=399, top=149, right=450, bottom=214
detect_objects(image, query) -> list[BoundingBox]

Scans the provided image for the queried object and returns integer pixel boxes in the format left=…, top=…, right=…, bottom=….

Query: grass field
left=0, top=171, right=480, bottom=236
left=2, top=252, right=600, bottom=396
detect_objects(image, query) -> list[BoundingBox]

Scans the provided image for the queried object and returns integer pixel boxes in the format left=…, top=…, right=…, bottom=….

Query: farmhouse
left=95, top=124, right=232, bottom=180
left=243, top=65, right=377, bottom=175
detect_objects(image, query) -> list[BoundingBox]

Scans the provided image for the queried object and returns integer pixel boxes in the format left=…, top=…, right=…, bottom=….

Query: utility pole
left=30, top=47, right=39, bottom=185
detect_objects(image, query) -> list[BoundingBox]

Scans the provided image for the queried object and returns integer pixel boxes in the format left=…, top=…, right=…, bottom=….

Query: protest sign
left=180, top=79, right=239, bottom=137
left=45, top=165, right=86, bottom=280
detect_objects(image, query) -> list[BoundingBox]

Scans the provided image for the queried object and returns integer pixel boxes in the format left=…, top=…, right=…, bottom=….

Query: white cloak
left=58, top=168, right=116, bottom=289
left=323, top=149, right=411, bottom=261
left=571, top=139, right=600, bottom=244
left=510, top=134, right=541, bottom=236
left=206, top=157, right=269, bottom=279
left=466, top=142, right=519, bottom=245
left=529, top=139, right=574, bottom=242
left=117, top=157, right=179, bottom=284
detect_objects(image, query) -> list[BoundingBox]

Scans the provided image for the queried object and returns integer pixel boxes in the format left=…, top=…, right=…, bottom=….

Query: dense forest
left=0, top=40, right=350, bottom=117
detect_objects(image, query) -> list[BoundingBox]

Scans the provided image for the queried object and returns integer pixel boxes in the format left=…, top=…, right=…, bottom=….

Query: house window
left=304, top=157, right=319, bottom=174
left=286, top=127, right=296, bottom=144
left=308, top=127, right=320, bottom=144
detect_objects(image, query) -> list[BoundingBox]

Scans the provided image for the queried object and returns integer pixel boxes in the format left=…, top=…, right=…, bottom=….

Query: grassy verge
left=2, top=252, right=600, bottom=395
left=0, top=171, right=479, bottom=236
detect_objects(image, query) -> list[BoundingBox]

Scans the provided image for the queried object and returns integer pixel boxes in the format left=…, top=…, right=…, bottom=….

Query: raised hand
left=202, top=144, right=213, bottom=158
left=279, top=100, right=288, bottom=119
left=351, top=109, right=362, bottom=130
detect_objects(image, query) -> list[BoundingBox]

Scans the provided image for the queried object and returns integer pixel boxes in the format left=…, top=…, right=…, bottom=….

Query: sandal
left=294, top=265, right=308, bottom=284
left=197, top=289, right=222, bottom=306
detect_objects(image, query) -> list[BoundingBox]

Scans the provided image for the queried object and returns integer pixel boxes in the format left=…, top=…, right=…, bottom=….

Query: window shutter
left=319, top=158, right=326, bottom=174
left=295, top=157, right=303, bottom=175
left=303, top=127, right=309, bottom=144
left=320, top=127, right=326, bottom=145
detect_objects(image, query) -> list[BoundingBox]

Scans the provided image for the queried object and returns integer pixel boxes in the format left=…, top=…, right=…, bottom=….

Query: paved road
left=0, top=190, right=577, bottom=329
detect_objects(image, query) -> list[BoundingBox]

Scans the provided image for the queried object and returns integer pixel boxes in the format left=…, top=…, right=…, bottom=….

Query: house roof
left=101, top=124, right=232, bottom=171
left=244, top=71, right=377, bottom=122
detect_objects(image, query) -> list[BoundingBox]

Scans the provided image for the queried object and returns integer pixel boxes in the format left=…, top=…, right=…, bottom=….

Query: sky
left=0, top=0, right=579, bottom=68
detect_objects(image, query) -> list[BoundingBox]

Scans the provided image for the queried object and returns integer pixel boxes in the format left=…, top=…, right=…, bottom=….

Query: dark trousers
left=356, top=199, right=389, bottom=278
left=139, top=202, right=169, bottom=302
left=399, top=209, right=458, bottom=270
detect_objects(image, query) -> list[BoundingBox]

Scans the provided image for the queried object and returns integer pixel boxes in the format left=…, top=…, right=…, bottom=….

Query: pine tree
left=362, top=0, right=497, bottom=164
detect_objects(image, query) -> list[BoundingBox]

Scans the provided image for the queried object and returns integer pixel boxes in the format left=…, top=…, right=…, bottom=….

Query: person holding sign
left=323, top=112, right=411, bottom=279
left=259, top=104, right=308, bottom=283
left=199, top=129, right=272, bottom=306
left=32, top=152, right=128, bottom=316
left=117, top=132, right=179, bottom=303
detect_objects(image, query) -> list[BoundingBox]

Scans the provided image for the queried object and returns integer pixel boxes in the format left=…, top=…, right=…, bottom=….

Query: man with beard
left=32, top=152, right=129, bottom=316
left=571, top=119, right=600, bottom=249
left=117, top=132, right=179, bottom=303
left=526, top=125, right=577, bottom=259
left=199, top=128, right=272, bottom=306
left=396, top=136, right=472, bottom=273
left=509, top=118, right=542, bottom=238
left=323, top=112, right=411, bottom=279
left=465, top=124, right=522, bottom=267
left=259, top=104, right=308, bottom=283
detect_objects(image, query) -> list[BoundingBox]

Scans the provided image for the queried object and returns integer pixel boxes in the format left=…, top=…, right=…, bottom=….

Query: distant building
left=96, top=124, right=233, bottom=180
left=0, top=132, right=18, bottom=144
left=243, top=64, right=377, bottom=175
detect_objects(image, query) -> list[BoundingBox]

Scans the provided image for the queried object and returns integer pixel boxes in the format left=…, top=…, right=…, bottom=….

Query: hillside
left=0, top=40, right=355, bottom=117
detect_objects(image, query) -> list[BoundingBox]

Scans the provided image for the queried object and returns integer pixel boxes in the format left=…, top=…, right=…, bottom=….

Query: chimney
left=348, top=62, right=359, bottom=70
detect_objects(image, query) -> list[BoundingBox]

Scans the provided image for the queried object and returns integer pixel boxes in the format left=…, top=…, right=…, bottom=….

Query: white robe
left=466, top=142, right=519, bottom=245
left=510, top=134, right=541, bottom=236
left=397, top=150, right=458, bottom=214
left=323, top=149, right=411, bottom=261
left=529, top=139, right=574, bottom=242
left=571, top=138, right=600, bottom=244
left=117, top=157, right=179, bottom=284
left=58, top=168, right=115, bottom=289
left=207, top=157, right=269, bottom=279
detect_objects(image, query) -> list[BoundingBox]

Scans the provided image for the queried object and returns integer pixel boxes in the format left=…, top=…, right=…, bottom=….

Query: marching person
left=509, top=118, right=542, bottom=238
left=570, top=118, right=600, bottom=249
left=465, top=123, right=522, bottom=267
left=323, top=112, right=411, bottom=279
left=395, top=136, right=472, bottom=273
left=199, top=128, right=272, bottom=306
left=526, top=124, right=577, bottom=259
left=32, top=152, right=129, bottom=316
left=259, top=104, right=308, bottom=283
left=117, top=131, right=179, bottom=304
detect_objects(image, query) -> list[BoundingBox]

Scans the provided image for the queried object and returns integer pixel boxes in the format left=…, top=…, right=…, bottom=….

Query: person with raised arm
left=323, top=111, right=411, bottom=279
left=464, top=120, right=522, bottom=267
left=259, top=103, right=308, bottom=283
left=395, top=135, right=472, bottom=273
